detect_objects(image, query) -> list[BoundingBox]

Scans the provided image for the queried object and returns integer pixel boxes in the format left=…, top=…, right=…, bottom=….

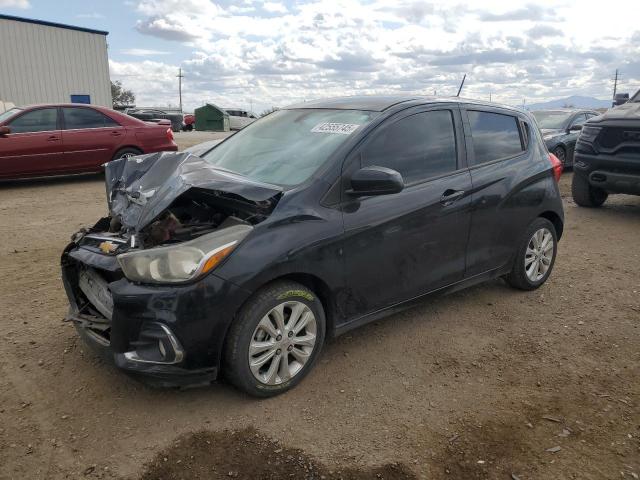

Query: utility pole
left=177, top=68, right=184, bottom=112
left=612, top=69, right=619, bottom=107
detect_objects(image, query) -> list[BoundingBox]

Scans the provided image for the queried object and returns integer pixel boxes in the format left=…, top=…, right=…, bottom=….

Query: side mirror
left=0, top=126, right=10, bottom=136
left=569, top=125, right=583, bottom=132
left=349, top=166, right=404, bottom=196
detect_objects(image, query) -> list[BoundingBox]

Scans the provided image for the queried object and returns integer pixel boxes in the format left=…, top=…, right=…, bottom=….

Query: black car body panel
left=574, top=93, right=640, bottom=196
left=61, top=96, right=564, bottom=387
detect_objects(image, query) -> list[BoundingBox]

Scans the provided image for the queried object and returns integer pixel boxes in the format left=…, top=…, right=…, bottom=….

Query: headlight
left=578, top=126, right=601, bottom=144
left=117, top=224, right=252, bottom=284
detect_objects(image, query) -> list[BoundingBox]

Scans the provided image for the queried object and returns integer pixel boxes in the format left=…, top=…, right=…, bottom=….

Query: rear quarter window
left=62, top=107, right=119, bottom=129
left=467, top=110, right=524, bottom=165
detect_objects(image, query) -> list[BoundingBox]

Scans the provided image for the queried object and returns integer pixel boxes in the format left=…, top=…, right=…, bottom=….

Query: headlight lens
left=578, top=126, right=601, bottom=144
left=117, top=224, right=252, bottom=283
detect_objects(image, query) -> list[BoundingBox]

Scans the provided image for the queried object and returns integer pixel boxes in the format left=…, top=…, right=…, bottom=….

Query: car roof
left=18, top=103, right=112, bottom=111
left=284, top=95, right=527, bottom=114
left=531, top=108, right=597, bottom=114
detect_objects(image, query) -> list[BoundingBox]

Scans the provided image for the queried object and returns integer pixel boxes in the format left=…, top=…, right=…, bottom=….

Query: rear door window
left=9, top=108, right=58, bottom=133
left=362, top=110, right=458, bottom=184
left=63, top=108, right=119, bottom=129
left=467, top=110, right=524, bottom=165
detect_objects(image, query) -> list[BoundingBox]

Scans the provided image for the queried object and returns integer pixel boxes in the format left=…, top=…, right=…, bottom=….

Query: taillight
left=549, top=152, right=563, bottom=182
left=166, top=128, right=174, bottom=141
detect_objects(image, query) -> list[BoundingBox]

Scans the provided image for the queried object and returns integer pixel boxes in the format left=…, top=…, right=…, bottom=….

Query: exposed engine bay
left=72, top=151, right=283, bottom=253
left=108, top=189, right=271, bottom=249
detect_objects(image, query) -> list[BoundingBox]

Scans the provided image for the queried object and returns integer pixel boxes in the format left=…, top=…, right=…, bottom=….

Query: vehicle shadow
left=0, top=172, right=104, bottom=190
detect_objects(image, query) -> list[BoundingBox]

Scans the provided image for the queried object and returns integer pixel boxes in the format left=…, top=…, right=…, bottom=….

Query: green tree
left=111, top=81, right=135, bottom=108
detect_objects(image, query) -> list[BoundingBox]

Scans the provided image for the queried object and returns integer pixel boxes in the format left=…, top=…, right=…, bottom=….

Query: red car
left=0, top=104, right=178, bottom=179
left=182, top=113, right=195, bottom=131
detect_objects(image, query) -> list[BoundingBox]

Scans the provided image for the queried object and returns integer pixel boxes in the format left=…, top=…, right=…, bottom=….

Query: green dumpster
left=194, top=103, right=230, bottom=131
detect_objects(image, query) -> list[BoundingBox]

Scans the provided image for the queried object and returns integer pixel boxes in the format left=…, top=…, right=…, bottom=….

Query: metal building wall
left=0, top=18, right=111, bottom=107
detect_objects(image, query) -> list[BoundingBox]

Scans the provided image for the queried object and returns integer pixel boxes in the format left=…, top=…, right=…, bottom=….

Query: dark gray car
left=532, top=109, right=600, bottom=167
left=61, top=96, right=564, bottom=397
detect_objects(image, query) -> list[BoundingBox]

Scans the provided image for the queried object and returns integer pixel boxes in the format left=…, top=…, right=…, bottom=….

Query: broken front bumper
left=61, top=242, right=251, bottom=388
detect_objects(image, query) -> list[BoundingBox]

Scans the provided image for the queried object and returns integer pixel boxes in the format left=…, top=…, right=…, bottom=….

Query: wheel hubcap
left=554, top=148, right=565, bottom=164
left=525, top=228, right=554, bottom=282
left=248, top=301, right=317, bottom=385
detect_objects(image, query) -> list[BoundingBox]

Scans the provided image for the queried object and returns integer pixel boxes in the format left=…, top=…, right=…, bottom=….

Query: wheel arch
left=266, top=272, right=336, bottom=337
left=539, top=210, right=563, bottom=239
left=112, top=145, right=144, bottom=159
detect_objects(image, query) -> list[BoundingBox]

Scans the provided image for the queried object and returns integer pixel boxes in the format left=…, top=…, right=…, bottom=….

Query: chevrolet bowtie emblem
left=99, top=241, right=118, bottom=254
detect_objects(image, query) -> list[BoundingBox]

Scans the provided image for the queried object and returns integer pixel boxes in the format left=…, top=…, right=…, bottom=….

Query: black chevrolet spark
left=61, top=96, right=564, bottom=397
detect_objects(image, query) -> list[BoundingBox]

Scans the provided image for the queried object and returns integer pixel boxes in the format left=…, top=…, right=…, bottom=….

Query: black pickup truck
left=572, top=89, right=640, bottom=207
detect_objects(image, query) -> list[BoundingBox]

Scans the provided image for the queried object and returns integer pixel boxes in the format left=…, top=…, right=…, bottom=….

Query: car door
left=341, top=106, right=472, bottom=317
left=461, top=107, right=534, bottom=276
left=61, top=107, right=124, bottom=170
left=0, top=107, right=62, bottom=178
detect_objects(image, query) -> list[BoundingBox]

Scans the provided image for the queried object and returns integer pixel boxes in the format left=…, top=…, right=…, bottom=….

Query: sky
left=1, top=0, right=639, bottom=113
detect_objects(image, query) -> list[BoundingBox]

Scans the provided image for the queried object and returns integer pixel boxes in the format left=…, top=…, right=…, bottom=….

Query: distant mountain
left=525, top=95, right=611, bottom=110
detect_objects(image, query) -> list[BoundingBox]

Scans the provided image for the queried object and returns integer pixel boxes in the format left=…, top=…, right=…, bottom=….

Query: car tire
left=185, top=124, right=193, bottom=132
left=504, top=218, right=558, bottom=291
left=571, top=173, right=609, bottom=208
left=571, top=172, right=607, bottom=207
left=223, top=281, right=326, bottom=397
left=553, top=146, right=567, bottom=168
left=112, top=147, right=142, bottom=161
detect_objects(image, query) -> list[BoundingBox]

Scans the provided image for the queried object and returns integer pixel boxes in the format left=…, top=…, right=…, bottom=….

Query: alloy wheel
left=248, top=301, right=317, bottom=385
left=525, top=228, right=554, bottom=282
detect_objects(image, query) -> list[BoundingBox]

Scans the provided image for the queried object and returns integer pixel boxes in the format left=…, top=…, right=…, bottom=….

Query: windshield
left=532, top=111, right=573, bottom=129
left=202, top=108, right=378, bottom=186
left=0, top=108, right=22, bottom=124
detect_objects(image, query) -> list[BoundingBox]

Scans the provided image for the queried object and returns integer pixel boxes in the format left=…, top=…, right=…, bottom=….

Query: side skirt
left=333, top=266, right=509, bottom=337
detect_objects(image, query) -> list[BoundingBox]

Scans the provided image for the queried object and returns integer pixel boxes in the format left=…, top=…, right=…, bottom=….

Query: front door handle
left=110, top=131, right=122, bottom=136
left=47, top=135, right=60, bottom=142
left=440, top=189, right=465, bottom=206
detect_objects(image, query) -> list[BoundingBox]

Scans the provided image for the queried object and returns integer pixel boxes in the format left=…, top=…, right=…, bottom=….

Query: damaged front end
left=61, top=151, right=281, bottom=385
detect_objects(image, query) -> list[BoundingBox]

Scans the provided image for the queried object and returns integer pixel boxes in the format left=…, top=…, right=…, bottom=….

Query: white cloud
left=263, top=2, right=288, bottom=14
left=121, top=48, right=171, bottom=56
left=115, top=0, right=640, bottom=112
left=0, top=0, right=30, bottom=8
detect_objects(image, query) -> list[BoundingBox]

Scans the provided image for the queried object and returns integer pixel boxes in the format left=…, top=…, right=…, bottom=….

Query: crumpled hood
left=599, top=101, right=640, bottom=120
left=105, top=151, right=282, bottom=232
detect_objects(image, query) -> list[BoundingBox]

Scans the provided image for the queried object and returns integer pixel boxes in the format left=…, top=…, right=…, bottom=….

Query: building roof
left=0, top=14, right=108, bottom=36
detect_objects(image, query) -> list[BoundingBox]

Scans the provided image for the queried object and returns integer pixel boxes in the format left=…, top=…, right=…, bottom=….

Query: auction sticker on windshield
left=311, top=123, right=360, bottom=135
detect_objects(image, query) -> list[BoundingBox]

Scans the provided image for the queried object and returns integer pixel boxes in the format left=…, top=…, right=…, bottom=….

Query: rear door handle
left=47, top=135, right=60, bottom=142
left=110, top=131, right=122, bottom=136
left=440, top=189, right=465, bottom=206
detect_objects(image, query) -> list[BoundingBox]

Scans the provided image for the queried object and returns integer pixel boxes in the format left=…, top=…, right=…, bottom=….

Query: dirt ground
left=0, top=132, right=638, bottom=480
